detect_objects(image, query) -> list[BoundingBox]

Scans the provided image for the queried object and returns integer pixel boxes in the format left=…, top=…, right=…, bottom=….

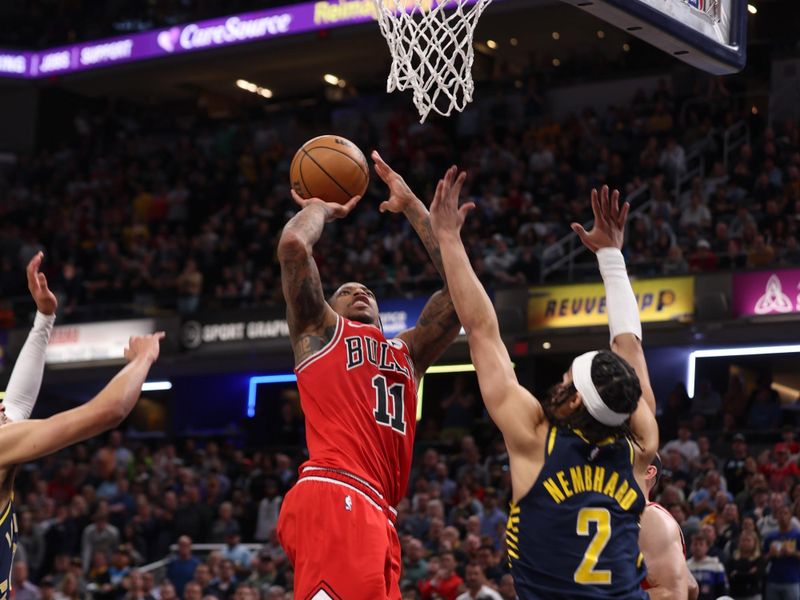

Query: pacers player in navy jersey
left=431, top=177, right=659, bottom=599
left=0, top=254, right=163, bottom=597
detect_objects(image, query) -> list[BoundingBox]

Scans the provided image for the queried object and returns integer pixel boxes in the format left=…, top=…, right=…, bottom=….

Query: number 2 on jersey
left=372, top=375, right=406, bottom=434
left=574, top=507, right=612, bottom=585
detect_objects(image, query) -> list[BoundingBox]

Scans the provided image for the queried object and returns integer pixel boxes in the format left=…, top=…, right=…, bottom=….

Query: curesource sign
left=0, top=0, right=471, bottom=79
left=732, top=269, right=800, bottom=317
left=528, top=277, right=694, bottom=330
left=46, top=319, right=158, bottom=364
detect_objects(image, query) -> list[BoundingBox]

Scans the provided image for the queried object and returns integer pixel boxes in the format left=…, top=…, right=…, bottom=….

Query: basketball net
left=372, top=0, right=493, bottom=122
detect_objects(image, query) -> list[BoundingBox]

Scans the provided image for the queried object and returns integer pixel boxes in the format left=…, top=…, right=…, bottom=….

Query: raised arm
left=278, top=191, right=360, bottom=363
left=4, top=253, right=58, bottom=421
left=0, top=333, right=162, bottom=468
left=571, top=186, right=658, bottom=460
left=372, top=153, right=462, bottom=377
left=430, top=169, right=543, bottom=452
left=640, top=506, right=691, bottom=599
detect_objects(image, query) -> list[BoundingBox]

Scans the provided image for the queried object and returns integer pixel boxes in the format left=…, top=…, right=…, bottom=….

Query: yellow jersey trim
left=547, top=426, right=557, bottom=456
left=0, top=494, right=12, bottom=528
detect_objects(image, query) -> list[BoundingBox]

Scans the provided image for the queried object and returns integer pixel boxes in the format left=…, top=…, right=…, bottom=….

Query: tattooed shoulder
left=293, top=324, right=337, bottom=365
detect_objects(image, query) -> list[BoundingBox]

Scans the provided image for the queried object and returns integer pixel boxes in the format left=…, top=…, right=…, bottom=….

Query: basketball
left=289, top=135, right=369, bottom=205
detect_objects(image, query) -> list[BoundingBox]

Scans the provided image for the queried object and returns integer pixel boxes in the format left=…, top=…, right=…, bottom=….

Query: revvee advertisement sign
left=732, top=269, right=800, bottom=316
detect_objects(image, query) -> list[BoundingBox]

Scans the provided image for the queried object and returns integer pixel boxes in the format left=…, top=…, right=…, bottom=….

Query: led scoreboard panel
left=560, top=0, right=747, bottom=74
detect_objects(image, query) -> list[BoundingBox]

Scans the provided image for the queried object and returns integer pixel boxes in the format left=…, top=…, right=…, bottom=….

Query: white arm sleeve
left=4, top=311, right=54, bottom=421
left=597, top=247, right=642, bottom=345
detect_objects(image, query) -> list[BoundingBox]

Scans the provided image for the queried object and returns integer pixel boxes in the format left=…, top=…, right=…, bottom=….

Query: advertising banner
left=0, top=0, right=464, bottom=79
left=46, top=319, right=158, bottom=365
left=528, top=277, right=694, bottom=330
left=180, top=297, right=428, bottom=350
left=732, top=269, right=800, bottom=317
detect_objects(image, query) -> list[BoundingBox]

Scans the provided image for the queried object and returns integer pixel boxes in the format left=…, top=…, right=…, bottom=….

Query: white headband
left=571, top=351, right=629, bottom=427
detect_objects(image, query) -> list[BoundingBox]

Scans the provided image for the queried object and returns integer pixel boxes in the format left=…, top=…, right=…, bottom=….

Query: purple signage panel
left=0, top=0, right=385, bottom=79
left=732, top=269, right=800, bottom=317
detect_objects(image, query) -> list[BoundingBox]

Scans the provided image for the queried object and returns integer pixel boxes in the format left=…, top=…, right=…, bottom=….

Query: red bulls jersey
left=295, top=315, right=417, bottom=506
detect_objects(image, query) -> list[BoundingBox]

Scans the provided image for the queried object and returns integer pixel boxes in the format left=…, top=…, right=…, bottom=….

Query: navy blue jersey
left=507, top=427, right=648, bottom=599
left=0, top=496, right=17, bottom=599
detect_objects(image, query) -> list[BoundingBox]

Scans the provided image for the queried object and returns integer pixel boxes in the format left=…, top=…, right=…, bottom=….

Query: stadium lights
left=686, top=344, right=800, bottom=397
left=486, top=40, right=497, bottom=49
left=247, top=373, right=297, bottom=417
left=623, top=43, right=631, bottom=52
left=552, top=58, right=561, bottom=67
left=509, top=37, right=518, bottom=46
left=747, top=4, right=757, bottom=14
left=551, top=32, right=560, bottom=40
left=142, top=381, right=172, bottom=392
left=323, top=73, right=341, bottom=86
left=596, top=30, right=606, bottom=39
left=235, top=79, right=273, bottom=99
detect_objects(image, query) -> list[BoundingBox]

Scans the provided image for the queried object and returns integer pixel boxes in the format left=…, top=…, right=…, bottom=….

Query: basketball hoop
left=372, top=0, right=493, bottom=122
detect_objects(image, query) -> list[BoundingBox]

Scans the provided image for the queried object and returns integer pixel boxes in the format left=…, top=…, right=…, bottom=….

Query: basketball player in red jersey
left=276, top=154, right=462, bottom=600
left=640, top=454, right=699, bottom=599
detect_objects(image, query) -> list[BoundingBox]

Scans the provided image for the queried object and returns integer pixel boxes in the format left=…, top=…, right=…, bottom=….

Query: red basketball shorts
left=277, top=466, right=402, bottom=600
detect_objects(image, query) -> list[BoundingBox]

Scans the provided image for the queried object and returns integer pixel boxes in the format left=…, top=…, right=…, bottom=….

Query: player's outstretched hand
left=290, top=189, right=361, bottom=222
left=372, top=150, right=416, bottom=214
left=430, top=166, right=472, bottom=238
left=570, top=185, right=629, bottom=253
left=124, top=332, right=165, bottom=364
left=27, top=251, right=57, bottom=316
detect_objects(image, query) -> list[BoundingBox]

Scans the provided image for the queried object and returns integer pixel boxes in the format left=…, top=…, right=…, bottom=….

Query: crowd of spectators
left=5, top=374, right=799, bottom=600
left=1, top=68, right=788, bottom=326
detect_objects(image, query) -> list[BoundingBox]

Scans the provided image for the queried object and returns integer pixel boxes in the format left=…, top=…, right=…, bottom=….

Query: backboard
left=560, top=0, right=747, bottom=75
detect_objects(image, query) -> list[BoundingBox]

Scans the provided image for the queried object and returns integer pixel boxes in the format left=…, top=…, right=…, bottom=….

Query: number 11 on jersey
left=372, top=375, right=406, bottom=435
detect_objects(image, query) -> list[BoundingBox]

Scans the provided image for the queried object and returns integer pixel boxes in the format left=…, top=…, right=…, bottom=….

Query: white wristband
left=597, top=248, right=641, bottom=345
left=4, top=311, right=54, bottom=421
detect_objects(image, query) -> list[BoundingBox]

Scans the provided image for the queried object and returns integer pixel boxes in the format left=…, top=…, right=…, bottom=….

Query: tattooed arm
left=372, top=152, right=463, bottom=379
left=278, top=191, right=361, bottom=365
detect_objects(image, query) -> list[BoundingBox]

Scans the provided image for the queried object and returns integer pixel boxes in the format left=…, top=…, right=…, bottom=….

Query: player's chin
left=347, top=308, right=379, bottom=326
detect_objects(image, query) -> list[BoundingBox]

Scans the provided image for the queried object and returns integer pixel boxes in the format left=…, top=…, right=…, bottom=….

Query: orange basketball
left=289, top=135, right=369, bottom=205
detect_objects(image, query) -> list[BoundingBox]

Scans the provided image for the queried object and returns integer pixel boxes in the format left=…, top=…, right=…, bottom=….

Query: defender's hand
left=290, top=189, right=361, bottom=222
left=430, top=166, right=473, bottom=238
left=372, top=150, right=417, bottom=214
left=124, top=332, right=165, bottom=364
left=27, top=252, right=58, bottom=316
left=571, top=186, right=629, bottom=253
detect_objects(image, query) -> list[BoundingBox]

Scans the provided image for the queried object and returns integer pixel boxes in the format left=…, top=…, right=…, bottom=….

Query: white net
left=373, top=0, right=493, bottom=122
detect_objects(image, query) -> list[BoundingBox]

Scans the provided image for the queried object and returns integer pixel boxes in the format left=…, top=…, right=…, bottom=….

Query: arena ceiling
left=7, top=0, right=647, bottom=106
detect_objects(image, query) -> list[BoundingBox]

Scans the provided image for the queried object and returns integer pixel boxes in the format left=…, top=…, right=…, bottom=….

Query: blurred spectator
left=418, top=552, right=463, bottom=600
left=81, top=504, right=121, bottom=572
left=222, top=533, right=252, bottom=574
left=403, top=539, right=429, bottom=587
left=497, top=574, right=517, bottom=600
left=166, top=536, right=200, bottom=597
left=723, top=433, right=750, bottom=497
left=663, top=424, right=700, bottom=469
left=760, top=494, right=800, bottom=539
left=688, top=240, right=719, bottom=272
left=455, top=563, right=502, bottom=600
left=763, top=505, right=800, bottom=599
left=687, top=534, right=729, bottom=600
left=726, top=530, right=766, bottom=600
left=210, top=504, right=240, bottom=544
left=760, top=443, right=800, bottom=492
left=207, top=559, right=238, bottom=600
left=12, top=561, right=41, bottom=600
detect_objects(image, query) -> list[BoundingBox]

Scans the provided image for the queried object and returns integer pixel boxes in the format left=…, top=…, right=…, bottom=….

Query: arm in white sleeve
left=4, top=311, right=54, bottom=420
left=597, top=247, right=642, bottom=344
